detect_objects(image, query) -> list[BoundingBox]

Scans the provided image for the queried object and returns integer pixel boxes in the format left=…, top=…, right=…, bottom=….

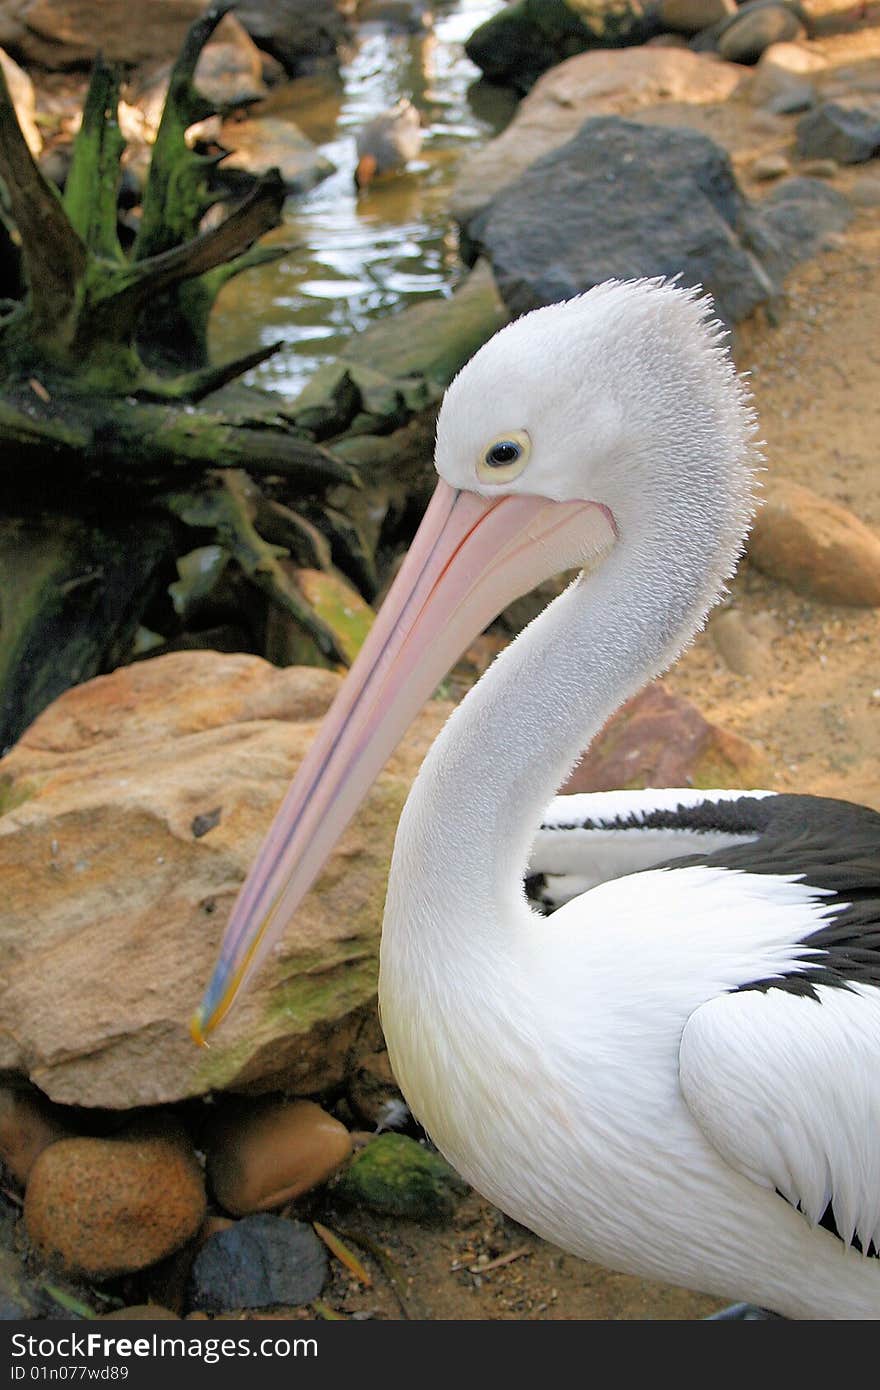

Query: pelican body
left=195, top=280, right=880, bottom=1318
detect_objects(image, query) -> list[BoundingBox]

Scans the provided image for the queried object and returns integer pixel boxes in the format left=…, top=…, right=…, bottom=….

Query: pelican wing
left=527, top=788, right=775, bottom=907
left=680, top=978, right=880, bottom=1257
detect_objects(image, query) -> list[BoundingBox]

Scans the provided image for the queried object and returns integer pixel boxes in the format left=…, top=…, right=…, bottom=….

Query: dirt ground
left=249, top=99, right=880, bottom=1326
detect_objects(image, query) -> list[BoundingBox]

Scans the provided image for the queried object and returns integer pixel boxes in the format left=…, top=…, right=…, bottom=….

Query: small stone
left=752, top=152, right=791, bottom=179
left=24, top=1122, right=206, bottom=1278
left=658, top=0, right=737, bottom=34
left=796, top=98, right=880, bottom=164
left=206, top=1098, right=352, bottom=1217
left=763, top=84, right=814, bottom=115
left=0, top=1086, right=71, bottom=1186
left=188, top=1214, right=327, bottom=1312
left=332, top=1133, right=468, bottom=1222
left=562, top=682, right=770, bottom=792
left=709, top=610, right=773, bottom=677
left=756, top=41, right=826, bottom=76
left=747, top=478, right=880, bottom=606
left=799, top=158, right=839, bottom=177
left=717, top=3, right=805, bottom=65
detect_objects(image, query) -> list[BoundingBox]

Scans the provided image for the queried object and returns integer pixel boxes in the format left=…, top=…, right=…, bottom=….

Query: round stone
left=205, top=1098, right=352, bottom=1216
left=24, top=1122, right=206, bottom=1277
left=717, top=4, right=805, bottom=65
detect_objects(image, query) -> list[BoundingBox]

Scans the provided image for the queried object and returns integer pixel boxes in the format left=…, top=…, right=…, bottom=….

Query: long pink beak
left=192, top=479, right=612, bottom=1042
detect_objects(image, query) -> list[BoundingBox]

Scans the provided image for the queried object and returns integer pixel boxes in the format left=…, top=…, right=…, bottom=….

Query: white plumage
left=197, top=279, right=880, bottom=1319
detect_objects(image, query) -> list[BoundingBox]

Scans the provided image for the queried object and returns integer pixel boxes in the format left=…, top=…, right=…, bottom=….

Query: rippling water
left=209, top=0, right=512, bottom=400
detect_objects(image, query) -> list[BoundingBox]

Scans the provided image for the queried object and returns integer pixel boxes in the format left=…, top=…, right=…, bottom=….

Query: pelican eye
left=476, top=429, right=531, bottom=483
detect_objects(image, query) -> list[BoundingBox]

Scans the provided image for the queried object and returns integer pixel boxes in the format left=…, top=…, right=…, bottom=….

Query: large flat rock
left=0, top=652, right=449, bottom=1109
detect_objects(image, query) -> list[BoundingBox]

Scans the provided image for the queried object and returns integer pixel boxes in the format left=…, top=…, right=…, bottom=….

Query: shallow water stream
left=209, top=0, right=512, bottom=399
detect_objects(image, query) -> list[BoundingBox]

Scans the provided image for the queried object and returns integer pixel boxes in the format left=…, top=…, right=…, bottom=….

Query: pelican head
left=192, top=277, right=757, bottom=1042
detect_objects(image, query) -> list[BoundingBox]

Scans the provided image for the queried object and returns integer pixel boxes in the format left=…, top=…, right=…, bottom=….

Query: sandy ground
left=240, top=117, right=880, bottom=1327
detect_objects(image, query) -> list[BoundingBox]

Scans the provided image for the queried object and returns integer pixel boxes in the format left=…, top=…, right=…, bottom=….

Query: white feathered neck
left=383, top=278, right=759, bottom=955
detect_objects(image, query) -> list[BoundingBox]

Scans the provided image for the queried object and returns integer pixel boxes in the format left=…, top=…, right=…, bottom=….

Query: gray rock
left=762, top=80, right=815, bottom=114
left=188, top=1215, right=328, bottom=1312
left=716, top=1, right=805, bottom=64
left=452, top=47, right=745, bottom=226
left=462, top=117, right=775, bottom=326
left=796, top=98, right=880, bottom=164
left=746, top=177, right=851, bottom=283
left=235, top=0, right=351, bottom=74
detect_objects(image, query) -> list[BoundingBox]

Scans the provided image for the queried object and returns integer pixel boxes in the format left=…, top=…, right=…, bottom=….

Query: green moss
left=334, top=1133, right=468, bottom=1222
left=0, top=775, right=34, bottom=817
left=295, top=569, right=375, bottom=665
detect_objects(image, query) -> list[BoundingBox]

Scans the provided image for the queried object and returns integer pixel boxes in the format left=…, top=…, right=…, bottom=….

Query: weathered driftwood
left=0, top=4, right=361, bottom=747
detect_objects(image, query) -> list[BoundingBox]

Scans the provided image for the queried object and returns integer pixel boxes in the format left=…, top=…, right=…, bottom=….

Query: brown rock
left=562, top=682, right=769, bottom=793
left=748, top=478, right=880, bottom=605
left=0, top=651, right=451, bottom=1108
left=0, top=1085, right=71, bottom=1186
left=206, top=1098, right=352, bottom=1216
left=755, top=40, right=827, bottom=75
left=24, top=1121, right=206, bottom=1277
left=0, top=0, right=205, bottom=69
left=452, top=48, right=746, bottom=223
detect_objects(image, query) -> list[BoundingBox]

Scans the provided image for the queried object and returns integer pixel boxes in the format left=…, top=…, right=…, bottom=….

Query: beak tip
left=190, top=1008, right=210, bottom=1049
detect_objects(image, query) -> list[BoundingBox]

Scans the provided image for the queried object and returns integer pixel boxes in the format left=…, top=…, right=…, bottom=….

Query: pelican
left=194, top=279, right=880, bottom=1319
left=354, top=98, right=424, bottom=188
